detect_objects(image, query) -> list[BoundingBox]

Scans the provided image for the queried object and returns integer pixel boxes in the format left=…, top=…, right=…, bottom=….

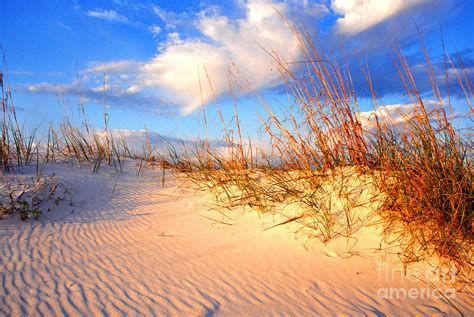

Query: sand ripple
left=1, top=164, right=472, bottom=316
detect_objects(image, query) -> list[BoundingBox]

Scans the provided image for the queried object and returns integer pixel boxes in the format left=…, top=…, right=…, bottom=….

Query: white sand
left=1, top=162, right=472, bottom=316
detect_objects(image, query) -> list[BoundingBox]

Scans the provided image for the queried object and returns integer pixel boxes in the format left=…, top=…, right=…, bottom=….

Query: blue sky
left=1, top=0, right=473, bottom=140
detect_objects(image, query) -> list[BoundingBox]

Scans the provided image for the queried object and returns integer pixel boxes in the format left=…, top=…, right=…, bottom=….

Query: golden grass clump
left=177, top=26, right=473, bottom=279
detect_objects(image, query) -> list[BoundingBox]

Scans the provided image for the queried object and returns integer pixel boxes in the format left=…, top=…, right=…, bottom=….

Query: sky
left=1, top=0, right=473, bottom=141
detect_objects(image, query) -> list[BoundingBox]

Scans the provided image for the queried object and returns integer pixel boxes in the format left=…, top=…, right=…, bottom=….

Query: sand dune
left=1, top=163, right=472, bottom=316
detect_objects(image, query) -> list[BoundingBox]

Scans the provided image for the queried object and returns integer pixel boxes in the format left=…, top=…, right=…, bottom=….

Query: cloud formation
left=86, top=9, right=128, bottom=23
left=24, top=0, right=463, bottom=117
left=24, top=80, right=175, bottom=115
left=85, top=0, right=309, bottom=114
left=148, top=25, right=161, bottom=37
left=357, top=100, right=468, bottom=130
left=331, top=0, right=426, bottom=35
left=146, top=0, right=305, bottom=114
left=95, top=128, right=228, bottom=152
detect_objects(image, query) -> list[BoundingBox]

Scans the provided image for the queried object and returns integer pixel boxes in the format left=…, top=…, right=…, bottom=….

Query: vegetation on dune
left=1, top=57, right=172, bottom=219
left=173, top=26, right=473, bottom=282
left=0, top=23, right=472, bottom=288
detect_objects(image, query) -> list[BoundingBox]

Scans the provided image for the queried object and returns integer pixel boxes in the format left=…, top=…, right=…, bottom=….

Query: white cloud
left=80, top=0, right=313, bottom=115
left=161, top=32, right=184, bottom=47
left=86, top=9, right=128, bottom=23
left=142, top=0, right=310, bottom=114
left=86, top=60, right=141, bottom=74
left=152, top=6, right=191, bottom=29
left=125, top=85, right=141, bottom=94
left=27, top=82, right=60, bottom=93
left=24, top=80, right=175, bottom=115
left=27, top=1, right=330, bottom=116
left=357, top=100, right=463, bottom=129
left=93, top=128, right=228, bottom=153
left=153, top=6, right=193, bottom=29
left=148, top=25, right=161, bottom=37
left=358, top=103, right=416, bottom=128
left=331, top=0, right=426, bottom=35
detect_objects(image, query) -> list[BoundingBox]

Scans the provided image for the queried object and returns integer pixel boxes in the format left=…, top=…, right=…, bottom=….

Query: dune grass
left=173, top=27, right=473, bottom=282
left=0, top=22, right=472, bottom=288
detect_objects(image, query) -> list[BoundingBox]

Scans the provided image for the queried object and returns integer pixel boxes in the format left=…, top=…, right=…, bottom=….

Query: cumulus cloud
left=331, top=0, right=426, bottom=35
left=28, top=0, right=322, bottom=115
left=357, top=100, right=467, bottom=129
left=358, top=103, right=418, bottom=128
left=86, top=9, right=128, bottom=23
left=87, top=0, right=312, bottom=114
left=26, top=0, right=460, bottom=118
left=166, top=0, right=301, bottom=113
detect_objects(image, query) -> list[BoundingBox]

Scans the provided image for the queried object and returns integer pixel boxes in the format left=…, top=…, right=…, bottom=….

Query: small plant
left=0, top=174, right=70, bottom=220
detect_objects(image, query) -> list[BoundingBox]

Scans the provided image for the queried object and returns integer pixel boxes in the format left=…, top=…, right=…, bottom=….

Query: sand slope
left=1, top=163, right=472, bottom=316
